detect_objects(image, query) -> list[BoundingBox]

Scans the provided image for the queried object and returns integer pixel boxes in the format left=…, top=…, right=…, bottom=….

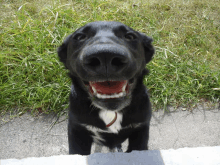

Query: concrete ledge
left=1, top=146, right=220, bottom=165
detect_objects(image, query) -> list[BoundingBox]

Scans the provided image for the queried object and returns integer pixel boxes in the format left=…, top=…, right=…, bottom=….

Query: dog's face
left=58, top=21, right=154, bottom=111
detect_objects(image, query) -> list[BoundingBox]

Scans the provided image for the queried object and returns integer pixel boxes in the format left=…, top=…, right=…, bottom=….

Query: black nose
left=83, top=49, right=129, bottom=74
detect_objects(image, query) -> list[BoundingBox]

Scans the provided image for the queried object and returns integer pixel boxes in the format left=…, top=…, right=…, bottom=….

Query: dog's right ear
left=57, top=35, right=72, bottom=69
left=140, top=33, right=155, bottom=64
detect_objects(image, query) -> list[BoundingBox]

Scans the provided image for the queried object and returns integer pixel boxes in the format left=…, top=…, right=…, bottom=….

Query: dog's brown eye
left=74, top=33, right=87, bottom=41
left=124, top=33, right=136, bottom=40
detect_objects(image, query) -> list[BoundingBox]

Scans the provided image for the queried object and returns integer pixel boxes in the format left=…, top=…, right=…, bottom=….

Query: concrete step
left=1, top=146, right=220, bottom=165
left=1, top=107, right=219, bottom=159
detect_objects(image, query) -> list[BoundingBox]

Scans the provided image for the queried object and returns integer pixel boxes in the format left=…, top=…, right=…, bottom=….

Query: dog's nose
left=83, top=49, right=129, bottom=74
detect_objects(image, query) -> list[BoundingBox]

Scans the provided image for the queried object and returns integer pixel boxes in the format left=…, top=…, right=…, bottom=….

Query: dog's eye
left=124, top=33, right=136, bottom=40
left=73, top=33, right=87, bottom=41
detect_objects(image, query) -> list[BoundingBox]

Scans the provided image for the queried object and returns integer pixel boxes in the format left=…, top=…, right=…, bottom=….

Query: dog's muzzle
left=81, top=44, right=132, bottom=100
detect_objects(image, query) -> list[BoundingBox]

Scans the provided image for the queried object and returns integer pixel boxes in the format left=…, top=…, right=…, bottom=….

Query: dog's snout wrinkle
left=92, top=36, right=115, bottom=45
left=91, top=29, right=120, bottom=45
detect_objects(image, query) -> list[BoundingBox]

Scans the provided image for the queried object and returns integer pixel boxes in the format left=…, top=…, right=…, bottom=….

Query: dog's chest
left=82, top=110, right=144, bottom=144
left=99, top=110, right=123, bottom=133
left=81, top=110, right=123, bottom=144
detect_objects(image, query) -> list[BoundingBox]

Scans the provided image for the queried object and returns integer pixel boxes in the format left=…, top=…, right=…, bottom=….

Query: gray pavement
left=0, top=105, right=219, bottom=159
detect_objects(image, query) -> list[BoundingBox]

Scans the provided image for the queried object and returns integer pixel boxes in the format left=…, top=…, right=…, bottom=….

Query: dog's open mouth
left=88, top=80, right=129, bottom=99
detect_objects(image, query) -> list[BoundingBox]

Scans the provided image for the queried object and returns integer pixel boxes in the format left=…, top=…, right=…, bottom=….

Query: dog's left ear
left=57, top=35, right=72, bottom=69
left=140, top=33, right=155, bottom=64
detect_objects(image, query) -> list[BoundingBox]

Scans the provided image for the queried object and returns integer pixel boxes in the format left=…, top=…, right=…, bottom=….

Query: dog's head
left=58, top=21, right=154, bottom=111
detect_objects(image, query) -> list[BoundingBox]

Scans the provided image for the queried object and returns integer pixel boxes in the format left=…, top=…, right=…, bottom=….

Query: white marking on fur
left=80, top=124, right=106, bottom=144
left=123, top=123, right=144, bottom=129
left=81, top=123, right=144, bottom=139
left=99, top=110, right=123, bottom=133
left=92, top=131, right=105, bottom=144
left=81, top=122, right=143, bottom=134
left=82, top=124, right=109, bottom=133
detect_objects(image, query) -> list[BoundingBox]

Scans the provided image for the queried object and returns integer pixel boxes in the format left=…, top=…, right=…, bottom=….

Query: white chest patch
left=80, top=110, right=143, bottom=145
left=99, top=110, right=123, bottom=133
left=80, top=110, right=123, bottom=144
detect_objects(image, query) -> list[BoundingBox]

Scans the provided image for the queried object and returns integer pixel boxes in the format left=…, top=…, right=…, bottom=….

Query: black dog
left=58, top=21, right=154, bottom=155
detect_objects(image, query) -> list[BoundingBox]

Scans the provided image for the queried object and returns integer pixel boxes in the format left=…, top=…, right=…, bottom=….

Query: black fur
left=58, top=21, right=154, bottom=155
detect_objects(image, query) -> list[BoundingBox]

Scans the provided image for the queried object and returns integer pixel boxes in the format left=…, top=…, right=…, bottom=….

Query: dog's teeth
left=95, top=92, right=126, bottom=99
left=119, top=92, right=123, bottom=97
left=110, top=95, right=115, bottom=98
left=92, top=86, right=97, bottom=94
left=122, top=82, right=127, bottom=92
left=112, top=93, right=118, bottom=98
left=97, top=93, right=102, bottom=98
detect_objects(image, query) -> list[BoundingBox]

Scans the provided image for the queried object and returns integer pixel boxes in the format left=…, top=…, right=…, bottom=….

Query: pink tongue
left=90, top=80, right=126, bottom=95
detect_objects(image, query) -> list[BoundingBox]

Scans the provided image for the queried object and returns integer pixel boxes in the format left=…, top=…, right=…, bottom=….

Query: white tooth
left=104, top=95, right=108, bottom=99
left=114, top=93, right=121, bottom=98
left=112, top=94, right=118, bottom=98
left=92, top=86, right=97, bottom=94
left=122, top=83, right=127, bottom=92
left=97, top=93, right=102, bottom=98
left=118, top=92, right=123, bottom=97
left=108, top=95, right=113, bottom=99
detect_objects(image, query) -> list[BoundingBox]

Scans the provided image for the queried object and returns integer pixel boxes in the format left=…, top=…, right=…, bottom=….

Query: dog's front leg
left=68, top=124, right=93, bottom=155
left=126, top=124, right=150, bottom=152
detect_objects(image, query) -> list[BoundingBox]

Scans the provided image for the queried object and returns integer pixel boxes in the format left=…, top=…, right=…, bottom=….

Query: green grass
left=0, top=0, right=219, bottom=116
